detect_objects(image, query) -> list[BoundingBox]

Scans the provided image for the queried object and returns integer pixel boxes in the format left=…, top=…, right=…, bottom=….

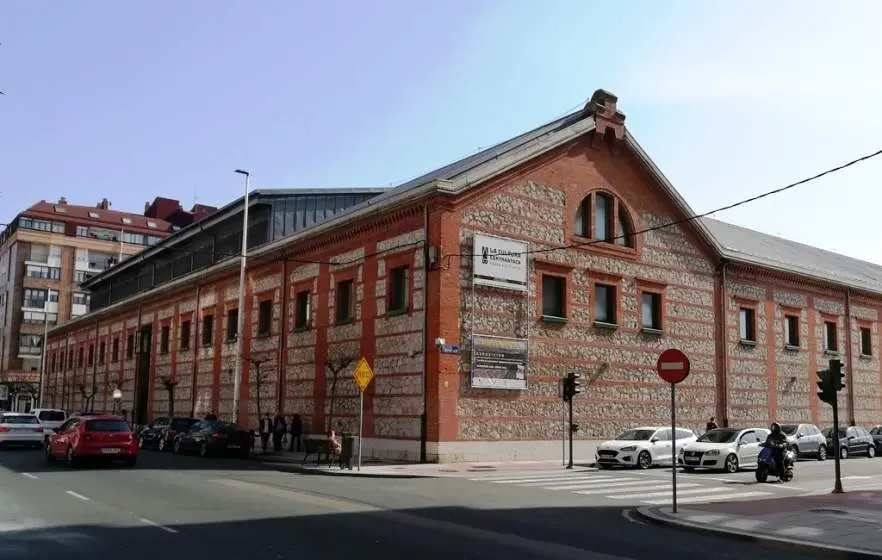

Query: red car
left=45, top=414, right=138, bottom=467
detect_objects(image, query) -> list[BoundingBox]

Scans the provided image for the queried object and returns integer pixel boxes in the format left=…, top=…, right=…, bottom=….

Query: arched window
left=574, top=192, right=634, bottom=248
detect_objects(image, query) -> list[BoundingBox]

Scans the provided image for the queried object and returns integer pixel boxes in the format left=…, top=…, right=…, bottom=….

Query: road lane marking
left=21, top=473, right=37, bottom=479
left=137, top=516, right=178, bottom=534
left=610, top=487, right=729, bottom=500
left=621, top=509, right=646, bottom=525
left=65, top=490, right=90, bottom=501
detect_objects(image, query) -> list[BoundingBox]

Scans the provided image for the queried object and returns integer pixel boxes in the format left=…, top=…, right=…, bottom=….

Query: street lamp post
left=38, top=288, right=53, bottom=408
left=112, top=388, right=122, bottom=414
left=231, top=169, right=251, bottom=425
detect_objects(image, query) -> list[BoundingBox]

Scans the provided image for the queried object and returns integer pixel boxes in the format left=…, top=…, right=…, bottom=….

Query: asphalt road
left=0, top=448, right=846, bottom=560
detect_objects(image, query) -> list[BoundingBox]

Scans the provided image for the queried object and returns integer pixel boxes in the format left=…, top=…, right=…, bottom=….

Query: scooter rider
left=764, top=422, right=788, bottom=477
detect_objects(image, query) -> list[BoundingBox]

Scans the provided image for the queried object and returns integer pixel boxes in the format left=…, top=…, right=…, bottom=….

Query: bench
left=302, top=436, right=337, bottom=466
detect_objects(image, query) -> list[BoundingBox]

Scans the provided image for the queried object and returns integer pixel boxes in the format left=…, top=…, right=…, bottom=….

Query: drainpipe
left=278, top=259, right=290, bottom=414
left=719, top=260, right=730, bottom=428
left=420, top=202, right=429, bottom=464
left=190, top=284, right=201, bottom=417
left=845, top=288, right=856, bottom=426
left=92, top=320, right=99, bottom=412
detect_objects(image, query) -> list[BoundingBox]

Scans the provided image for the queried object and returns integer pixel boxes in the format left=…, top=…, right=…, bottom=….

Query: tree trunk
left=327, top=371, right=340, bottom=432
left=168, top=386, right=175, bottom=418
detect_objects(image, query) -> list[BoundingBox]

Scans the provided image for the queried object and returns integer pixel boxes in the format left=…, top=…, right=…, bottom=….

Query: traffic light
left=830, top=359, right=846, bottom=392
left=562, top=372, right=583, bottom=402
left=571, top=372, right=582, bottom=397
left=817, top=368, right=835, bottom=406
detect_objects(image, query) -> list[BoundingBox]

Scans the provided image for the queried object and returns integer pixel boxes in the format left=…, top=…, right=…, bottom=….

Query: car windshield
left=85, top=419, right=131, bottom=432
left=615, top=429, right=655, bottom=441
left=779, top=424, right=799, bottom=435
left=822, top=428, right=847, bottom=438
left=697, top=428, right=740, bottom=443
left=1, top=415, right=39, bottom=424
left=37, top=410, right=65, bottom=422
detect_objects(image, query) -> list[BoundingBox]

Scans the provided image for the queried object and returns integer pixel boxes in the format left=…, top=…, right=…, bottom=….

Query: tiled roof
left=24, top=200, right=172, bottom=234
left=701, top=218, right=882, bottom=294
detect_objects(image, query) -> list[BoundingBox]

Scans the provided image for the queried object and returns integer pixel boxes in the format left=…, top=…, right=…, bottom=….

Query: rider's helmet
left=770, top=422, right=781, bottom=433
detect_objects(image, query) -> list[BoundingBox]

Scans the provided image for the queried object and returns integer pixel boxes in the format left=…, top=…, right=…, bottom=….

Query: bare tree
left=78, top=380, right=99, bottom=413
left=325, top=356, right=355, bottom=432
left=249, top=355, right=272, bottom=429
left=159, top=375, right=180, bottom=418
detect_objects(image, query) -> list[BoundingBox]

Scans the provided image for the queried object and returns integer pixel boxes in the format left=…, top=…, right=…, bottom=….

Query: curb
left=258, top=461, right=433, bottom=479
left=635, top=507, right=882, bottom=559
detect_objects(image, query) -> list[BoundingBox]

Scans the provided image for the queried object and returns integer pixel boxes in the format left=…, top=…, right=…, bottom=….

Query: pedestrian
left=259, top=412, right=272, bottom=453
left=706, top=416, right=718, bottom=431
left=289, top=413, right=302, bottom=452
left=272, top=414, right=286, bottom=452
left=205, top=412, right=218, bottom=421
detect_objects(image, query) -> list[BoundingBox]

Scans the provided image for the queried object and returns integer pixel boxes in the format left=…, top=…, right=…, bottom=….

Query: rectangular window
left=25, top=264, right=61, bottom=280
left=641, top=292, right=662, bottom=330
left=87, top=344, right=94, bottom=366
left=18, top=334, right=42, bottom=356
left=78, top=347, right=84, bottom=367
left=258, top=300, right=272, bottom=336
left=824, top=321, right=838, bottom=352
left=22, top=288, right=47, bottom=309
left=541, top=275, right=566, bottom=319
left=27, top=243, right=50, bottom=263
left=860, top=327, right=872, bottom=356
left=202, top=315, right=214, bottom=345
left=160, top=325, right=170, bottom=353
left=126, top=333, right=135, bottom=359
left=226, top=309, right=238, bottom=342
left=595, top=193, right=612, bottom=241
left=388, top=266, right=409, bottom=313
left=739, top=308, right=756, bottom=342
left=98, top=341, right=106, bottom=365
left=784, top=315, right=800, bottom=347
left=594, top=284, right=617, bottom=325
left=336, top=279, right=354, bottom=323
left=180, top=321, right=191, bottom=350
left=68, top=349, right=73, bottom=369
left=294, top=290, right=310, bottom=330
left=111, top=337, right=120, bottom=362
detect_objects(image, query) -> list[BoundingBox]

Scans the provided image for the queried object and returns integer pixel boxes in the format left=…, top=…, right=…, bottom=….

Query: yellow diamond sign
left=353, top=357, right=374, bottom=392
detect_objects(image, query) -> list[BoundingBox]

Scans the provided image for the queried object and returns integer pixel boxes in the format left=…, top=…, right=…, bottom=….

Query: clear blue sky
left=3, top=1, right=881, bottom=261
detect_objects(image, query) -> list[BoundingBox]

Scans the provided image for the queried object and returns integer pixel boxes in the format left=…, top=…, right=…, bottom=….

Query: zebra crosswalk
left=466, top=468, right=780, bottom=505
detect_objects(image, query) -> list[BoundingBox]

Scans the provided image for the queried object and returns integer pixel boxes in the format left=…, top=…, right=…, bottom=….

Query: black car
left=823, top=426, right=876, bottom=459
left=139, top=416, right=198, bottom=452
left=172, top=420, right=252, bottom=458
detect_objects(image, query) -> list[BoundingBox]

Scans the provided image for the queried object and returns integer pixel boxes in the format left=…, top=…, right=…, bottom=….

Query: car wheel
left=637, top=450, right=652, bottom=469
left=138, top=437, right=145, bottom=449
left=159, top=437, right=167, bottom=452
left=173, top=439, right=182, bottom=454
left=724, top=453, right=739, bottom=473
left=817, top=444, right=827, bottom=461
left=840, top=446, right=849, bottom=459
left=868, top=445, right=876, bottom=458
left=66, top=446, right=77, bottom=468
left=199, top=442, right=209, bottom=457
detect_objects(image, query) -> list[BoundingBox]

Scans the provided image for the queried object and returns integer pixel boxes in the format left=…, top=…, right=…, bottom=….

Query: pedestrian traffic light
left=817, top=368, right=835, bottom=406
left=830, top=359, right=846, bottom=392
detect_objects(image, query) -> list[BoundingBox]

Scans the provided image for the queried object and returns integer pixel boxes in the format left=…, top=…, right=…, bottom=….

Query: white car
left=595, top=426, right=697, bottom=469
left=679, top=427, right=771, bottom=473
left=0, top=413, right=45, bottom=449
left=32, top=408, right=67, bottom=441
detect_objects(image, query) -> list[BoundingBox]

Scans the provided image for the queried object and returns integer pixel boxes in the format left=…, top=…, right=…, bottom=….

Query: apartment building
left=0, top=196, right=216, bottom=393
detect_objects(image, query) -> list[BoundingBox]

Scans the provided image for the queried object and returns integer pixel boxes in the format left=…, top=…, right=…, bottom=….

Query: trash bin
left=340, top=433, right=356, bottom=470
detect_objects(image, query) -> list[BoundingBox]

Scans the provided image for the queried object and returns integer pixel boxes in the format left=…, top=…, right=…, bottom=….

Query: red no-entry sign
left=656, top=348, right=691, bottom=384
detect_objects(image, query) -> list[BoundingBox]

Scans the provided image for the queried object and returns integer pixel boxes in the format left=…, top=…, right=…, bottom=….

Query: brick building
left=43, top=90, right=882, bottom=463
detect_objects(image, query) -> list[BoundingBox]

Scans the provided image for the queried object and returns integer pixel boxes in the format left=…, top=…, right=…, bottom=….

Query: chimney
left=587, top=89, right=626, bottom=151
left=144, top=201, right=150, bottom=214
left=97, top=198, right=111, bottom=210
left=57, top=196, right=68, bottom=205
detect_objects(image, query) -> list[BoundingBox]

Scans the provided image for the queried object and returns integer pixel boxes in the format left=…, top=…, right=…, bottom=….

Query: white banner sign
left=472, top=234, right=528, bottom=292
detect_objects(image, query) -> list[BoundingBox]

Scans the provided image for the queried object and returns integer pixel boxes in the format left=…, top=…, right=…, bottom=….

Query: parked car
left=45, top=414, right=138, bottom=467
left=779, top=423, right=827, bottom=460
left=595, top=426, right=697, bottom=469
left=172, top=420, right=252, bottom=458
left=31, top=408, right=67, bottom=442
left=679, top=427, right=771, bottom=473
left=139, top=416, right=198, bottom=451
left=0, top=413, right=45, bottom=449
left=822, top=426, right=875, bottom=459
left=870, top=426, right=882, bottom=453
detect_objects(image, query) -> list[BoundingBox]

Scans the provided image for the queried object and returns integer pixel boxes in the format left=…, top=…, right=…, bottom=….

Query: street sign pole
left=358, top=390, right=364, bottom=471
left=831, top=386, right=843, bottom=494
left=656, top=348, right=691, bottom=515
left=352, top=357, right=375, bottom=473
left=561, top=378, right=566, bottom=467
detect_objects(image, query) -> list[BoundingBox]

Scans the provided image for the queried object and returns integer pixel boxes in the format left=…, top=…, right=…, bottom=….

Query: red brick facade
left=44, top=92, right=882, bottom=463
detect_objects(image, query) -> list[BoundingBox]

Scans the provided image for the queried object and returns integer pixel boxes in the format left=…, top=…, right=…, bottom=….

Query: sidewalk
left=638, top=490, right=882, bottom=558
left=253, top=449, right=595, bottom=478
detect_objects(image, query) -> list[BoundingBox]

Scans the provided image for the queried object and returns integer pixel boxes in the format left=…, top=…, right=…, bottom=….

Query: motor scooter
left=755, top=443, right=795, bottom=483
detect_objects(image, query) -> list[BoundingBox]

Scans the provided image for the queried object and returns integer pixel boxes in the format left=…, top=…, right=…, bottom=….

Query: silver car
left=780, top=423, right=827, bottom=460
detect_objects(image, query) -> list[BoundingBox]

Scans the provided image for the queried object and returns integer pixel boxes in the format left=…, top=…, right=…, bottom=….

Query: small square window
left=594, top=284, right=617, bottom=325
left=160, top=325, right=170, bottom=353
left=226, top=309, right=239, bottom=342
left=641, top=292, right=662, bottom=330
left=541, top=275, right=566, bottom=319
left=784, top=315, right=800, bottom=347
left=336, top=279, right=354, bottom=324
left=388, top=266, right=409, bottom=313
left=121, top=217, right=132, bottom=224
left=147, top=221, right=157, bottom=228
left=294, top=290, right=311, bottom=330
left=88, top=211, right=100, bottom=219
left=54, top=205, right=67, bottom=213
left=258, top=300, right=272, bottom=336
left=860, top=327, right=872, bottom=356
left=824, top=321, right=838, bottom=352
left=739, top=308, right=756, bottom=342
